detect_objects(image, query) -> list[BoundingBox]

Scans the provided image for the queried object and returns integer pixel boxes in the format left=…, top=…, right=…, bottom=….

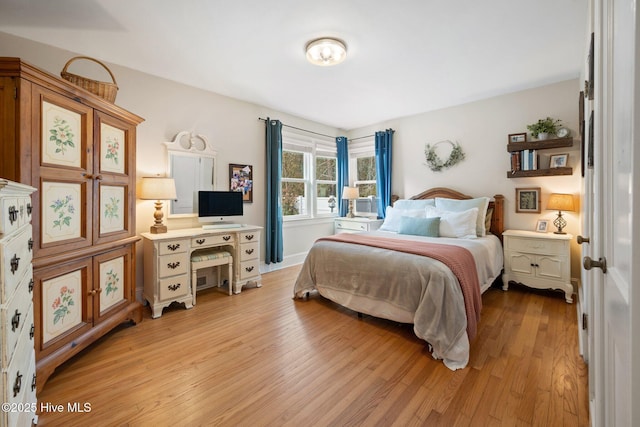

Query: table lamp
left=546, top=193, right=575, bottom=234
left=140, top=176, right=177, bottom=233
left=342, top=186, right=359, bottom=218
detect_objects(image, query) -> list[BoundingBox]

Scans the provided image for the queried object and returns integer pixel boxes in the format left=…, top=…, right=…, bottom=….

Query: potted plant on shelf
left=527, top=117, right=562, bottom=140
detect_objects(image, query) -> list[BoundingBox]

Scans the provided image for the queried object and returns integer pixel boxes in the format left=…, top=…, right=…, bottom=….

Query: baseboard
left=260, top=251, right=307, bottom=273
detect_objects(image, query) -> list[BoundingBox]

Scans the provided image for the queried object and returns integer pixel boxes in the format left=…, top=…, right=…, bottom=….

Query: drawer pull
left=245, top=266, right=254, bottom=272
left=530, top=263, right=540, bottom=268
left=11, top=309, right=21, bottom=332
left=196, top=238, right=205, bottom=245
left=30, top=324, right=35, bottom=339
left=168, top=283, right=181, bottom=292
left=245, top=234, right=254, bottom=241
left=13, top=371, right=22, bottom=397
left=10, top=254, right=20, bottom=274
left=8, top=205, right=18, bottom=224
left=31, top=374, right=37, bottom=392
left=28, top=238, right=34, bottom=251
left=167, top=243, right=181, bottom=251
left=167, top=261, right=181, bottom=269
left=223, top=235, right=231, bottom=241
left=27, top=203, right=33, bottom=215
left=29, top=279, right=34, bottom=293
left=360, top=225, right=365, bottom=229
left=245, top=248, right=254, bottom=255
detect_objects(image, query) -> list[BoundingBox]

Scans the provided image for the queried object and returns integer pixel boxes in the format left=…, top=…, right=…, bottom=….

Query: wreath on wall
left=424, top=140, right=465, bottom=172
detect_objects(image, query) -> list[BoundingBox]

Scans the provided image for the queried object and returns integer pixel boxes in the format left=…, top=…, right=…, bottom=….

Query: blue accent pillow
left=398, top=216, right=440, bottom=237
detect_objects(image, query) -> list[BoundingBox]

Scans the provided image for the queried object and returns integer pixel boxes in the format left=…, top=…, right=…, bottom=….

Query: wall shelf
left=506, top=136, right=574, bottom=178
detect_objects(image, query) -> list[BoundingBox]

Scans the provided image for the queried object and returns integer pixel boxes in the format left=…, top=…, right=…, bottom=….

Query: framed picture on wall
left=229, top=164, right=253, bottom=202
left=515, top=187, right=541, bottom=213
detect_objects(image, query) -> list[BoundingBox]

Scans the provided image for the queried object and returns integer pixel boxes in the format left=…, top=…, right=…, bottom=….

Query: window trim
left=281, top=130, right=337, bottom=221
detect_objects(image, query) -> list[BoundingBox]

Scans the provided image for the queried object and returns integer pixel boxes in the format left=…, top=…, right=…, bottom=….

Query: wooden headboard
left=408, top=187, right=505, bottom=240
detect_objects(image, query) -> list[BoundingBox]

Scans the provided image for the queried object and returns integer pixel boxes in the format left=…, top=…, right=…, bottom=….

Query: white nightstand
left=502, top=229, right=573, bottom=303
left=334, top=217, right=383, bottom=234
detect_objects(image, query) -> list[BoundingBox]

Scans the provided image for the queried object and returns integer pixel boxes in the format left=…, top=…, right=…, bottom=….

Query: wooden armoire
left=0, top=57, right=144, bottom=392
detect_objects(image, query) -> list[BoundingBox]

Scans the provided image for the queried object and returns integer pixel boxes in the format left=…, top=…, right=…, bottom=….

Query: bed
left=293, top=188, right=505, bottom=370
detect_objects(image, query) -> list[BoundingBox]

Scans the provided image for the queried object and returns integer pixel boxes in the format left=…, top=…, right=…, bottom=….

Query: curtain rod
left=258, top=117, right=335, bottom=139
left=257, top=117, right=378, bottom=142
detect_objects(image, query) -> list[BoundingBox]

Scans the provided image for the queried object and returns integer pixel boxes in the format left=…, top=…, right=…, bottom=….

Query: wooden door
left=93, top=111, right=136, bottom=245
left=31, top=85, right=94, bottom=258
left=92, top=245, right=134, bottom=323
left=33, top=257, right=93, bottom=360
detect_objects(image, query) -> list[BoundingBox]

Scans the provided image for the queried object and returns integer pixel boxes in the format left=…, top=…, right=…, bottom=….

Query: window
left=281, top=131, right=337, bottom=219
left=349, top=139, right=377, bottom=216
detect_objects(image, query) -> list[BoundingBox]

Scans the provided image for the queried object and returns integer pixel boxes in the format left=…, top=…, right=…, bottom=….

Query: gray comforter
left=293, top=232, right=503, bottom=369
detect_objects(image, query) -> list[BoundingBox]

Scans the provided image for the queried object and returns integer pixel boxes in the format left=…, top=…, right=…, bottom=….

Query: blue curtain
left=336, top=136, right=349, bottom=217
left=265, top=118, right=283, bottom=264
left=375, top=129, right=394, bottom=218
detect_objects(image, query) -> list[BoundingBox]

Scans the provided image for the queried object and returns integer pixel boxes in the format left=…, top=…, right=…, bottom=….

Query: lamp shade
left=546, top=193, right=575, bottom=212
left=140, top=177, right=177, bottom=200
left=342, top=186, right=359, bottom=200
left=306, top=38, right=347, bottom=66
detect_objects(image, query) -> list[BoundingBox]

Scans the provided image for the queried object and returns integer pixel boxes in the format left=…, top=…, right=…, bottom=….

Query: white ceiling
left=0, top=0, right=587, bottom=130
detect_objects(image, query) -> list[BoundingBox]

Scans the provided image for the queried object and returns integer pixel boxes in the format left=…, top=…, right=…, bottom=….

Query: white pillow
left=379, top=206, right=426, bottom=232
left=435, top=197, right=490, bottom=237
left=426, top=206, right=478, bottom=239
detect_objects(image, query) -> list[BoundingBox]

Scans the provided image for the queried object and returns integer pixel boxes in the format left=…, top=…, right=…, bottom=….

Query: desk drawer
left=158, top=254, right=188, bottom=277
left=240, top=242, right=259, bottom=261
left=506, top=236, right=566, bottom=255
left=239, top=260, right=260, bottom=280
left=158, top=239, right=188, bottom=255
left=159, top=274, right=189, bottom=300
left=192, top=234, right=235, bottom=248
left=240, top=231, right=259, bottom=244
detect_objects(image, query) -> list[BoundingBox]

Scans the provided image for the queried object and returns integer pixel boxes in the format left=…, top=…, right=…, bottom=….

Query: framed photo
left=536, top=219, right=550, bottom=233
left=549, top=153, right=569, bottom=168
left=515, top=187, right=541, bottom=213
left=508, top=133, right=527, bottom=143
left=229, top=164, right=253, bottom=202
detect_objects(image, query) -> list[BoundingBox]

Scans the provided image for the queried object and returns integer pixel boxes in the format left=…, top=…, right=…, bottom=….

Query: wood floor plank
left=36, top=266, right=589, bottom=426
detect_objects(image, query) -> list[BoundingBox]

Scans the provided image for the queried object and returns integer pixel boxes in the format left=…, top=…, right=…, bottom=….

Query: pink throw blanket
left=318, top=233, right=482, bottom=341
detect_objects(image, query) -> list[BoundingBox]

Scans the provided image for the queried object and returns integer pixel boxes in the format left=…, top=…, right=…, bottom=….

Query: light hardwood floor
left=36, top=265, right=589, bottom=426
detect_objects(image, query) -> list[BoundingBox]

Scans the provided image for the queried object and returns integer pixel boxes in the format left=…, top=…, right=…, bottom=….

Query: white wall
left=347, top=79, right=583, bottom=278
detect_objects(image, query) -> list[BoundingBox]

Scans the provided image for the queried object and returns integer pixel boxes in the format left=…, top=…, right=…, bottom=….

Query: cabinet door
left=536, top=255, right=566, bottom=281
left=93, top=245, right=134, bottom=323
left=93, top=111, right=136, bottom=244
left=31, top=86, right=94, bottom=257
left=508, top=252, right=536, bottom=276
left=34, top=257, right=93, bottom=359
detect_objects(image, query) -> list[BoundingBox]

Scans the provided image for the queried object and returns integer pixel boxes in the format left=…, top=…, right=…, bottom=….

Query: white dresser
left=0, top=180, right=37, bottom=427
left=502, top=229, right=573, bottom=303
left=334, top=217, right=383, bottom=234
left=142, top=226, right=262, bottom=318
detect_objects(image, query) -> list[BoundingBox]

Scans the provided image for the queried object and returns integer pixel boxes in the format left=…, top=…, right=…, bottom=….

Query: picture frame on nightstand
left=535, top=219, right=549, bottom=233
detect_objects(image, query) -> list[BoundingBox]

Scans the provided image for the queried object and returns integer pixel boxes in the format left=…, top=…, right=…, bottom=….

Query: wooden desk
left=142, top=226, right=262, bottom=318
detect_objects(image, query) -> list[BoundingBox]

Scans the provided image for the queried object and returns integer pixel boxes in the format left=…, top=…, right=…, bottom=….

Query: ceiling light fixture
left=305, top=37, right=347, bottom=66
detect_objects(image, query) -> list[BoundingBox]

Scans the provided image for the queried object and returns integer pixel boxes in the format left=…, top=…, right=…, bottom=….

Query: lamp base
left=150, top=224, right=168, bottom=234
left=553, top=231, right=567, bottom=235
